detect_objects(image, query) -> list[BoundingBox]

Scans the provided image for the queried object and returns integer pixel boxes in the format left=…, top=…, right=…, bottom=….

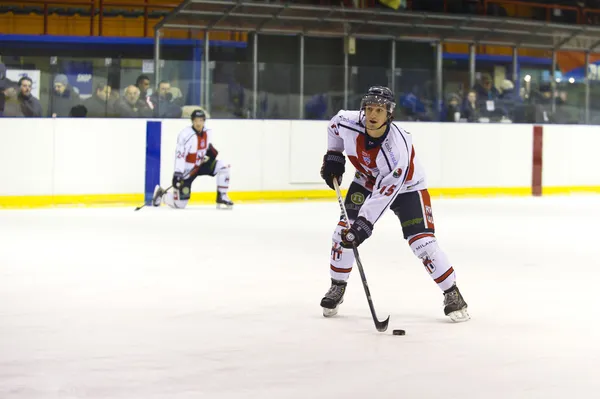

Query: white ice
left=1, top=195, right=600, bottom=399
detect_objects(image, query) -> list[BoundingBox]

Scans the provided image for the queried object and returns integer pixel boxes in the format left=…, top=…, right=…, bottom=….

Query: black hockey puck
left=392, top=329, right=405, bottom=336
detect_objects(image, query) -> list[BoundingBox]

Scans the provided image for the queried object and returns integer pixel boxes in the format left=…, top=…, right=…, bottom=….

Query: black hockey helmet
left=190, top=109, right=206, bottom=121
left=360, top=86, right=396, bottom=114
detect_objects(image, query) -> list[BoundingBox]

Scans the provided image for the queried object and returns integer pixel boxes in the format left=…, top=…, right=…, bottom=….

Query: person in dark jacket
left=83, top=83, right=115, bottom=117
left=0, top=62, right=13, bottom=116
left=150, top=81, right=182, bottom=118
left=48, top=74, right=81, bottom=117
left=17, top=77, right=43, bottom=117
left=3, top=81, right=23, bottom=117
left=113, top=85, right=153, bottom=118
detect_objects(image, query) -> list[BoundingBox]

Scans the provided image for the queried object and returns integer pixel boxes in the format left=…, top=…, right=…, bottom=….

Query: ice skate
left=443, top=284, right=470, bottom=322
left=152, top=185, right=165, bottom=207
left=320, top=279, right=347, bottom=317
left=216, top=191, right=234, bottom=209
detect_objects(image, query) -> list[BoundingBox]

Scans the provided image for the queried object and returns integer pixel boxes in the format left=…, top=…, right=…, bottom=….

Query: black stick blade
left=376, top=316, right=390, bottom=332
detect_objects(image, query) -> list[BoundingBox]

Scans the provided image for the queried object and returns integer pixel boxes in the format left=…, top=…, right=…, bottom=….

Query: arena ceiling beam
left=155, top=0, right=600, bottom=51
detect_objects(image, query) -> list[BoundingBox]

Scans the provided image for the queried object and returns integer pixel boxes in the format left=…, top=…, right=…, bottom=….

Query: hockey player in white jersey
left=152, top=109, right=234, bottom=209
left=319, top=86, right=469, bottom=322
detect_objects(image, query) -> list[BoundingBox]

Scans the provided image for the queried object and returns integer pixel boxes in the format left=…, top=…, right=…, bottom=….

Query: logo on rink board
left=350, top=192, right=365, bottom=205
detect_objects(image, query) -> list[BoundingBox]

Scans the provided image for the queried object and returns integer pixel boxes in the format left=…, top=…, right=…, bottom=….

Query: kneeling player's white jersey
left=174, top=126, right=213, bottom=175
left=327, top=109, right=426, bottom=225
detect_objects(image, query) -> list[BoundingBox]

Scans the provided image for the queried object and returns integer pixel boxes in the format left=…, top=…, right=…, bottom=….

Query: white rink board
left=1, top=118, right=593, bottom=197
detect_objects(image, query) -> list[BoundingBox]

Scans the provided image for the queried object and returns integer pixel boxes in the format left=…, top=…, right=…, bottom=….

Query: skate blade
left=216, top=203, right=233, bottom=210
left=448, top=308, right=470, bottom=323
left=322, top=307, right=339, bottom=318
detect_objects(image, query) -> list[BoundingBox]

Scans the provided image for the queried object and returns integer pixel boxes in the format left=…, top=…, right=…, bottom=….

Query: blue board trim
left=0, top=34, right=248, bottom=48
left=444, top=52, right=551, bottom=66
left=144, top=121, right=162, bottom=205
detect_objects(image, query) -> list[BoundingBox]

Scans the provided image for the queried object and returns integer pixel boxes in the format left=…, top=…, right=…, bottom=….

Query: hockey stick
left=333, top=178, right=390, bottom=332
left=134, top=165, right=201, bottom=211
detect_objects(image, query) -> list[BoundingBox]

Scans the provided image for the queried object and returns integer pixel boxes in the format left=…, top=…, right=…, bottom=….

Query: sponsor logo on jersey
left=331, top=242, right=343, bottom=261
left=401, top=217, right=423, bottom=228
left=425, top=205, right=434, bottom=225
left=331, top=124, right=339, bottom=136
left=361, top=151, right=371, bottom=165
left=350, top=192, right=365, bottom=205
left=384, top=141, right=398, bottom=164
left=422, top=256, right=435, bottom=274
left=393, top=168, right=402, bottom=178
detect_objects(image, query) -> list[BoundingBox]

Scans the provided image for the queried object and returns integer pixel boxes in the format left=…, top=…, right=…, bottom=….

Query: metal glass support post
left=299, top=34, right=304, bottom=119
left=390, top=40, right=396, bottom=93
left=512, top=47, right=518, bottom=84
left=436, top=41, right=443, bottom=118
left=253, top=33, right=258, bottom=119
left=469, top=44, right=476, bottom=88
left=551, top=50, right=557, bottom=113
left=154, top=28, right=161, bottom=86
left=344, top=48, right=349, bottom=110
left=585, top=51, right=590, bottom=124
left=204, top=30, right=210, bottom=112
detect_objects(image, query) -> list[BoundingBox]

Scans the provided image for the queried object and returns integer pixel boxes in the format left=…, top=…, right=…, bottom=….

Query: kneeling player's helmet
left=360, top=86, right=396, bottom=114
left=191, top=109, right=206, bottom=121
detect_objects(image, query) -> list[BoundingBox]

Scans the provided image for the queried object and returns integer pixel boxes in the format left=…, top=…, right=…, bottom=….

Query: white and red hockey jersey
left=174, top=126, right=213, bottom=175
left=327, top=110, right=427, bottom=225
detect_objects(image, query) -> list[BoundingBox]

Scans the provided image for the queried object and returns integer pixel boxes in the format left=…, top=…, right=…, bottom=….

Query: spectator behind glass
left=136, top=75, right=151, bottom=103
left=49, top=74, right=81, bottom=117
left=3, top=81, right=23, bottom=117
left=463, top=90, right=480, bottom=122
left=114, top=85, right=153, bottom=118
left=0, top=62, right=12, bottom=116
left=445, top=93, right=462, bottom=122
left=69, top=104, right=87, bottom=117
left=84, top=83, right=115, bottom=117
left=150, top=80, right=182, bottom=118
left=17, top=77, right=42, bottom=117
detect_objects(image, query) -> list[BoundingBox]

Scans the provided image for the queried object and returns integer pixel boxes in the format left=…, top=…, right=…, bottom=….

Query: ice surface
left=1, top=196, right=600, bottom=398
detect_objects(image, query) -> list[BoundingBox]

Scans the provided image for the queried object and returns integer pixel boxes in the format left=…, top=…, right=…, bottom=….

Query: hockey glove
left=341, top=216, right=373, bottom=248
left=206, top=144, right=218, bottom=159
left=320, top=151, right=345, bottom=190
left=172, top=172, right=185, bottom=189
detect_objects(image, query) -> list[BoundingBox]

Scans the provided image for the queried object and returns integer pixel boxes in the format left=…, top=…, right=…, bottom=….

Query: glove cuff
left=354, top=217, right=373, bottom=238
left=325, top=151, right=345, bottom=165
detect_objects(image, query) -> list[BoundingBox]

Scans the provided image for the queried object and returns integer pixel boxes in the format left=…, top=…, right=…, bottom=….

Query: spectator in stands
left=113, top=85, right=153, bottom=118
left=17, top=77, right=42, bottom=117
left=445, top=93, right=462, bottom=122
left=136, top=75, right=151, bottom=101
left=463, top=90, right=480, bottom=122
left=69, top=104, right=87, bottom=118
left=48, top=74, right=81, bottom=117
left=305, top=93, right=328, bottom=120
left=150, top=80, right=182, bottom=118
left=3, top=81, right=23, bottom=117
left=473, top=73, right=500, bottom=103
left=0, top=62, right=11, bottom=117
left=83, top=83, right=115, bottom=117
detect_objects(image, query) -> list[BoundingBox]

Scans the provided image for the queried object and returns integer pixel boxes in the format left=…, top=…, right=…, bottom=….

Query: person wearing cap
left=152, top=109, right=234, bottom=209
left=48, top=74, right=81, bottom=117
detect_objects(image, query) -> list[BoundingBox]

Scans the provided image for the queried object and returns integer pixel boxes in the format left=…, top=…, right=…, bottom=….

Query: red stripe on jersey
left=196, top=131, right=208, bottom=151
left=435, top=267, right=454, bottom=284
left=406, top=146, right=416, bottom=181
left=330, top=264, right=352, bottom=273
left=408, top=233, right=435, bottom=246
left=185, top=153, right=197, bottom=163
